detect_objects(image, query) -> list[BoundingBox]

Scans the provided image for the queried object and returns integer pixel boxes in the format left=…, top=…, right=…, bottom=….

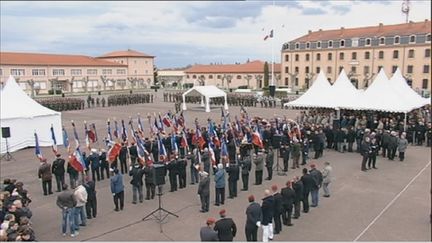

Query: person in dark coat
left=292, top=176, right=303, bottom=219
left=143, top=161, right=156, bottom=200
left=253, top=151, right=264, bottom=185
left=265, top=148, right=274, bottom=180
left=52, top=153, right=66, bottom=192
left=129, top=163, right=145, bottom=204
left=84, top=178, right=97, bottom=219
left=88, top=149, right=100, bottom=182
left=214, top=209, right=237, bottom=241
left=281, top=180, right=295, bottom=226
left=368, top=137, right=379, bottom=169
left=346, top=127, right=356, bottom=152
left=261, top=189, right=274, bottom=242
left=280, top=134, right=291, bottom=172
left=56, top=184, right=77, bottom=237
left=360, top=137, right=371, bottom=171
left=388, top=131, right=398, bottom=160
left=245, top=195, right=262, bottom=242
left=239, top=154, right=252, bottom=191
left=110, top=168, right=124, bottom=211
left=38, top=158, right=53, bottom=195
left=200, top=218, right=218, bottom=241
left=198, top=171, right=210, bottom=212
left=300, top=168, right=314, bottom=213
left=309, top=163, right=323, bottom=207
left=177, top=156, right=187, bottom=189
left=188, top=150, right=199, bottom=184
left=166, top=154, right=178, bottom=192
left=271, top=185, right=283, bottom=235
left=226, top=161, right=240, bottom=198
left=119, top=143, right=128, bottom=174
left=129, top=142, right=138, bottom=165
left=99, top=149, right=110, bottom=180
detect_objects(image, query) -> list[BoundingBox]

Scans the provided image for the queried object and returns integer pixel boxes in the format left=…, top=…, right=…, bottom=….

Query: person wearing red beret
left=214, top=209, right=237, bottom=241
left=200, top=218, right=218, bottom=241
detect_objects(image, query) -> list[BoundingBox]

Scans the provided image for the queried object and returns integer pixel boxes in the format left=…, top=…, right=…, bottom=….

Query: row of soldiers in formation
left=106, top=93, right=154, bottom=107
left=37, top=98, right=85, bottom=111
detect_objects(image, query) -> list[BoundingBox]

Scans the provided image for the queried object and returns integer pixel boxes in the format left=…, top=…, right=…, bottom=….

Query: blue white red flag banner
left=34, top=132, right=44, bottom=161
left=62, top=127, right=70, bottom=153
left=50, top=125, right=58, bottom=155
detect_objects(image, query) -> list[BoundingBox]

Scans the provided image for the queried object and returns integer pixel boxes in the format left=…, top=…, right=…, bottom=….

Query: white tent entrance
left=182, top=85, right=228, bottom=112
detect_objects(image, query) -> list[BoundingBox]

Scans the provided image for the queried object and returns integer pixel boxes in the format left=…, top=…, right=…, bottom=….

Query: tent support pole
left=404, top=112, right=407, bottom=132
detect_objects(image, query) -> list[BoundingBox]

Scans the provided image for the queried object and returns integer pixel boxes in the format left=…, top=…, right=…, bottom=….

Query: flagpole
left=271, top=0, right=275, bottom=87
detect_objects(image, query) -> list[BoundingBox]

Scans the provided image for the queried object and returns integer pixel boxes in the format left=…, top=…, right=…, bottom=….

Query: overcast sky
left=1, top=1, right=431, bottom=68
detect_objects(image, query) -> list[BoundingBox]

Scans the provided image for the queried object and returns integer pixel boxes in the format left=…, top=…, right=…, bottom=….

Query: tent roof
left=330, top=69, right=364, bottom=110
left=183, top=85, right=226, bottom=98
left=284, top=71, right=333, bottom=108
left=1, top=76, right=60, bottom=119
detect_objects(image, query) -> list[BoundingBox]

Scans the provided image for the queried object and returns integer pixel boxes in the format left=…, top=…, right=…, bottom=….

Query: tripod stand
left=142, top=185, right=178, bottom=233
left=273, top=148, right=286, bottom=176
left=1, top=138, right=15, bottom=161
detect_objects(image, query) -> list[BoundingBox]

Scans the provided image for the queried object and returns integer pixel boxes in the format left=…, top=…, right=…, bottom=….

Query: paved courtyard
left=1, top=92, right=431, bottom=241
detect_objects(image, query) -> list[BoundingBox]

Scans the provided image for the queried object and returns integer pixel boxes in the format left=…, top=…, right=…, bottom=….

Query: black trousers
left=100, top=166, right=110, bottom=180
left=266, top=166, right=273, bottom=180
left=91, top=168, right=100, bottom=182
left=283, top=158, right=289, bottom=171
left=242, top=174, right=249, bottom=190
left=348, top=142, right=354, bottom=152
left=179, top=172, right=186, bottom=188
left=302, top=192, right=310, bottom=213
left=200, top=194, right=210, bottom=211
left=293, top=201, right=301, bottom=218
left=282, top=205, right=293, bottom=225
left=388, top=148, right=397, bottom=160
left=42, top=180, right=52, bottom=195
left=368, top=155, right=377, bottom=168
left=228, top=180, right=238, bottom=197
left=399, top=152, right=405, bottom=161
left=273, top=212, right=282, bottom=233
left=55, top=174, right=65, bottom=192
left=85, top=196, right=97, bottom=218
left=361, top=155, right=368, bottom=170
left=382, top=145, right=388, bottom=157
left=245, top=225, right=258, bottom=242
left=145, top=183, right=155, bottom=199
left=120, top=159, right=128, bottom=174
left=169, top=173, right=177, bottom=191
left=215, top=187, right=225, bottom=205
left=113, top=191, right=124, bottom=210
left=255, top=170, right=263, bottom=185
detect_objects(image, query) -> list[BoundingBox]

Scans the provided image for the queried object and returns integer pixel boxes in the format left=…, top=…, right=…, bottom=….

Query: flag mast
left=271, top=0, right=275, bottom=87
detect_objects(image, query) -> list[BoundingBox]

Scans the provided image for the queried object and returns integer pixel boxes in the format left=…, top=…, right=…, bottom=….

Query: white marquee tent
left=1, top=76, right=62, bottom=154
left=284, top=71, right=333, bottom=108
left=330, top=70, right=364, bottom=110
left=182, top=85, right=228, bottom=112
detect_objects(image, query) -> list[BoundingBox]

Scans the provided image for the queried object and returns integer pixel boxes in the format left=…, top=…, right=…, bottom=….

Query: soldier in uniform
left=265, top=148, right=274, bottom=181
left=99, top=149, right=109, bottom=180
left=52, top=153, right=66, bottom=192
left=226, top=160, right=240, bottom=199
left=166, top=154, right=179, bottom=192
left=253, top=150, right=264, bottom=185
left=239, top=154, right=251, bottom=191
left=178, top=155, right=187, bottom=189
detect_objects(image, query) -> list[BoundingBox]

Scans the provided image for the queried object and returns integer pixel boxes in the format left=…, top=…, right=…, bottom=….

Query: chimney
left=308, top=30, right=312, bottom=34
left=378, top=23, right=383, bottom=30
left=319, top=29, right=322, bottom=32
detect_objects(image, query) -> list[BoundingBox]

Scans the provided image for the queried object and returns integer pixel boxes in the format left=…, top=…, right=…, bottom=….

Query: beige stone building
left=281, top=20, right=431, bottom=95
left=157, top=69, right=185, bottom=88
left=0, top=49, right=154, bottom=95
left=184, top=60, right=281, bottom=90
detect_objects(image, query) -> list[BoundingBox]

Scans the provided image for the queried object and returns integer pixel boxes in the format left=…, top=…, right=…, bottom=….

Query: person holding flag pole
left=36, top=131, right=54, bottom=195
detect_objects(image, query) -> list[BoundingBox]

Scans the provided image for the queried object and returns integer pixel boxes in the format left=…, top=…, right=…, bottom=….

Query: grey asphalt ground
left=1, top=92, right=431, bottom=241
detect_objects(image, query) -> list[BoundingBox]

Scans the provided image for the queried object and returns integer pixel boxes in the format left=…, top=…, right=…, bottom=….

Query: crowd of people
left=0, top=180, right=35, bottom=241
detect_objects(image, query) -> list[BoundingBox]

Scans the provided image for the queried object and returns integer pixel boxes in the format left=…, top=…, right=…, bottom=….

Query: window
left=352, top=38, right=359, bottom=47
left=422, top=79, right=429, bottom=89
left=339, top=66, right=343, bottom=74
left=208, top=75, right=213, bottom=79
left=305, top=66, right=310, bottom=73
left=339, top=52, right=344, bottom=60
left=295, top=54, right=299, bottom=61
left=392, top=66, right=398, bottom=73
left=316, top=67, right=321, bottom=73
left=11, top=69, right=25, bottom=76
left=351, top=66, right=357, bottom=73
left=134, top=70, right=137, bottom=74
left=426, top=49, right=431, bottom=58
left=295, top=78, right=299, bottom=86
left=285, top=54, right=289, bottom=62
left=192, top=75, right=197, bottom=79
left=427, top=34, right=431, bottom=42
left=364, top=66, right=370, bottom=74
left=317, top=41, right=321, bottom=48
left=378, top=65, right=383, bottom=72
left=32, top=69, right=45, bottom=76
left=365, top=38, right=371, bottom=46
left=364, top=51, right=370, bottom=60
left=87, top=69, right=97, bottom=75
left=393, top=50, right=399, bottom=59
left=186, top=75, right=190, bottom=79
left=394, top=36, right=400, bottom=44
left=306, top=42, right=310, bottom=49
left=340, top=40, right=345, bottom=47
left=379, top=37, right=385, bottom=45
left=116, top=69, right=126, bottom=75
left=52, top=69, right=65, bottom=76
left=327, top=66, right=332, bottom=74
left=295, top=66, right=299, bottom=73
left=217, top=75, right=221, bottom=79
left=316, top=53, right=321, bottom=61
left=285, top=67, right=289, bottom=73
left=408, top=49, right=415, bottom=58
left=378, top=51, right=384, bottom=59
left=236, top=75, right=241, bottom=79
left=71, top=69, right=82, bottom=76
left=327, top=53, right=332, bottom=61
left=102, top=69, right=112, bottom=75
left=285, top=77, right=289, bottom=86
left=295, top=43, right=300, bottom=49
left=352, top=52, right=357, bottom=60
left=328, top=40, right=333, bottom=48
left=423, top=65, right=430, bottom=73
left=407, top=65, right=413, bottom=74
left=409, top=35, right=416, bottom=43
left=305, top=54, right=310, bottom=61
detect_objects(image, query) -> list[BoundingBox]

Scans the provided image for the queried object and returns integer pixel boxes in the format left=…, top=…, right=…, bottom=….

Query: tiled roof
left=292, top=20, right=431, bottom=42
left=98, top=49, right=154, bottom=58
left=0, top=52, right=127, bottom=67
left=184, top=60, right=281, bottom=74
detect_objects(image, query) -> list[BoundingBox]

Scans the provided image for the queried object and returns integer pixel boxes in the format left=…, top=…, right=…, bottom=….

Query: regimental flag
left=62, top=127, right=70, bottom=153
left=50, top=125, right=58, bottom=156
left=107, top=141, right=122, bottom=163
left=252, top=126, right=264, bottom=149
left=208, top=120, right=220, bottom=148
left=90, top=123, right=98, bottom=142
left=264, top=29, right=274, bottom=41
left=69, top=148, right=85, bottom=172
left=195, top=126, right=206, bottom=150
left=180, top=131, right=189, bottom=149
left=162, top=114, right=172, bottom=128
left=113, top=120, right=119, bottom=139
left=153, top=117, right=160, bottom=133
left=171, top=133, right=178, bottom=154
left=177, top=111, right=185, bottom=128
left=158, top=114, right=165, bottom=132
left=208, top=140, right=216, bottom=167
left=71, top=120, right=79, bottom=149
left=157, top=134, right=167, bottom=162
left=137, top=115, right=144, bottom=135
left=136, top=135, right=150, bottom=165
left=84, top=122, right=91, bottom=151
left=221, top=137, right=228, bottom=159
left=107, top=119, right=113, bottom=142
left=34, top=132, right=44, bottom=161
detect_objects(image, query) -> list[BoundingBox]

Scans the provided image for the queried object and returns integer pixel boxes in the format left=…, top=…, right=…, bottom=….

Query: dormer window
left=340, top=39, right=345, bottom=47
left=394, top=36, right=400, bottom=44
left=409, top=35, right=416, bottom=43
left=427, top=34, right=431, bottom=42
left=379, top=37, right=385, bottom=45
left=328, top=40, right=333, bottom=48
left=317, top=41, right=321, bottom=48
left=365, top=38, right=371, bottom=46
left=295, top=42, right=300, bottom=49
left=306, top=42, right=310, bottom=49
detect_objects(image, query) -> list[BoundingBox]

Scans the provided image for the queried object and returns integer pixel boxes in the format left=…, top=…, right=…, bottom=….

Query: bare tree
left=27, top=79, right=36, bottom=97
left=82, top=76, right=90, bottom=93
left=275, top=74, right=281, bottom=86
left=127, top=77, right=138, bottom=90
left=118, top=79, right=127, bottom=90
left=244, top=74, right=252, bottom=88
left=362, top=72, right=375, bottom=88
left=48, top=77, right=59, bottom=94
left=198, top=75, right=205, bottom=86
left=287, top=72, right=298, bottom=90
left=254, top=74, right=263, bottom=89
left=305, top=73, right=315, bottom=89
left=69, top=77, right=75, bottom=93
left=100, top=76, right=108, bottom=90
left=218, top=74, right=227, bottom=87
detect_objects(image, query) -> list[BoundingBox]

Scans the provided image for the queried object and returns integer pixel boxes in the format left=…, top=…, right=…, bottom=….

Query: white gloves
left=256, top=221, right=261, bottom=227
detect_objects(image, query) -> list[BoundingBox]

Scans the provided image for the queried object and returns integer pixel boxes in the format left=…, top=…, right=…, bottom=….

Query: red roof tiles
left=184, top=60, right=281, bottom=74
left=98, top=49, right=154, bottom=58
